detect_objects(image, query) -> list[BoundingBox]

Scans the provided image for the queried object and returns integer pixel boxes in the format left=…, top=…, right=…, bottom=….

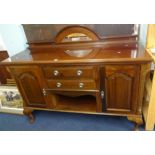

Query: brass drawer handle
left=79, top=82, right=84, bottom=88
left=53, top=70, right=59, bottom=76
left=56, top=82, right=62, bottom=88
left=77, top=70, right=83, bottom=76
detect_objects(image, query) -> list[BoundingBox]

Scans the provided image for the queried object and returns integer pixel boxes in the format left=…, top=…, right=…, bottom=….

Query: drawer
left=46, top=79, right=97, bottom=90
left=42, top=66, right=97, bottom=79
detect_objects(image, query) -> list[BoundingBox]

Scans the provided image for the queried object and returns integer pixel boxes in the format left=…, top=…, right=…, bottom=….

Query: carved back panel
left=23, top=24, right=137, bottom=43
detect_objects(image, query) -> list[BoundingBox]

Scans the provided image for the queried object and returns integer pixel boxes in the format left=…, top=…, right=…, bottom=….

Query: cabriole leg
left=23, top=108, right=35, bottom=124
left=127, top=116, right=143, bottom=131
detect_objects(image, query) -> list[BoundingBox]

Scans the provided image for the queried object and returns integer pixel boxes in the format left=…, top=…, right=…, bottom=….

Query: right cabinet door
left=105, top=65, right=140, bottom=114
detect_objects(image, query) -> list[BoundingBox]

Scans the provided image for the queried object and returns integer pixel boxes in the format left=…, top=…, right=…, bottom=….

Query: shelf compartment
left=52, top=94, right=97, bottom=113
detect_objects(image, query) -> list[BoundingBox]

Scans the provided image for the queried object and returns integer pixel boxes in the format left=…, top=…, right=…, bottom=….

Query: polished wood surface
left=47, top=79, right=97, bottom=90
left=43, top=66, right=97, bottom=79
left=0, top=25, right=153, bottom=130
left=1, top=42, right=151, bottom=65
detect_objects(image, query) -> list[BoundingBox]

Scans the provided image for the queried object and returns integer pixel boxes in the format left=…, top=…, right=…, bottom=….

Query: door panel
left=9, top=66, right=47, bottom=108
left=105, top=65, right=140, bottom=114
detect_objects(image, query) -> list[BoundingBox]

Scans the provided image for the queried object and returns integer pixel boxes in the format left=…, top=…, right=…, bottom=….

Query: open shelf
left=54, top=95, right=97, bottom=113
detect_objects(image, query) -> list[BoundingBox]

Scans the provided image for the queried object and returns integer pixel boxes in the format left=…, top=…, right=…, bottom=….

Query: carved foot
left=127, top=115, right=143, bottom=131
left=28, top=113, right=35, bottom=124
left=133, top=123, right=140, bottom=131
left=23, top=108, right=35, bottom=124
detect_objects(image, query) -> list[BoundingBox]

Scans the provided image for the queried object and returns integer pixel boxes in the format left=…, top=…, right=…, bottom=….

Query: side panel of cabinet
left=9, top=66, right=48, bottom=108
left=105, top=65, right=140, bottom=114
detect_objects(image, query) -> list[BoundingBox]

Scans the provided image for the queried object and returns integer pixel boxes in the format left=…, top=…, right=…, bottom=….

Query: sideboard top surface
left=1, top=41, right=152, bottom=65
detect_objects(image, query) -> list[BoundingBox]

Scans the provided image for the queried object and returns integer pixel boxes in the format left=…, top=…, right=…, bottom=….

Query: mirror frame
left=55, top=26, right=99, bottom=43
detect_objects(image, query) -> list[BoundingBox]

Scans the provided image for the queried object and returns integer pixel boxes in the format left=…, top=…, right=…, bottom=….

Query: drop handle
left=79, top=82, right=84, bottom=88
left=56, top=82, right=62, bottom=88
left=53, top=70, right=59, bottom=76
left=77, top=70, right=83, bottom=76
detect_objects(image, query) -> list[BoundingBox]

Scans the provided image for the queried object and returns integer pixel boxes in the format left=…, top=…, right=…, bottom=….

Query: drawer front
left=42, top=66, right=97, bottom=79
left=46, top=80, right=97, bottom=90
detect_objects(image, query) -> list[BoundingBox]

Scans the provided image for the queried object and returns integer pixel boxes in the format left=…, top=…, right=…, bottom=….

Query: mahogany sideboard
left=0, top=25, right=153, bottom=130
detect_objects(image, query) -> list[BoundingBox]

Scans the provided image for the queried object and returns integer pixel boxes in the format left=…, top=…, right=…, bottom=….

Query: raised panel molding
left=19, top=72, right=36, bottom=81
left=105, top=66, right=139, bottom=114
left=8, top=66, right=48, bottom=108
left=106, top=73, right=133, bottom=112
left=18, top=72, right=46, bottom=106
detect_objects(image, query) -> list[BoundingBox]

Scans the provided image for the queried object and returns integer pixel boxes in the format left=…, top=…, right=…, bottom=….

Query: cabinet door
left=9, top=66, right=47, bottom=108
left=105, top=65, right=140, bottom=114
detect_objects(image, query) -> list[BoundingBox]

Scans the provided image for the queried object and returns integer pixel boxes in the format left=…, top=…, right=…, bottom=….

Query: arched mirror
left=55, top=26, right=99, bottom=43
left=62, top=33, right=92, bottom=42
left=55, top=26, right=99, bottom=57
left=65, top=49, right=93, bottom=57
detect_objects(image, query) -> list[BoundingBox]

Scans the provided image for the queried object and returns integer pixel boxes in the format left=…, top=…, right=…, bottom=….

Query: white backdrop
left=0, top=34, right=6, bottom=51
left=0, top=24, right=27, bottom=56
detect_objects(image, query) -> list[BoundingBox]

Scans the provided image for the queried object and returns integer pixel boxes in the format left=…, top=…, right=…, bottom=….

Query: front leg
left=23, top=108, right=35, bottom=124
left=127, top=115, right=143, bottom=131
left=27, top=113, right=35, bottom=124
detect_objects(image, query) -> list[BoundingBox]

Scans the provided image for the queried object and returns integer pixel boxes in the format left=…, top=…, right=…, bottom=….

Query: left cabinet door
left=9, top=66, right=48, bottom=108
